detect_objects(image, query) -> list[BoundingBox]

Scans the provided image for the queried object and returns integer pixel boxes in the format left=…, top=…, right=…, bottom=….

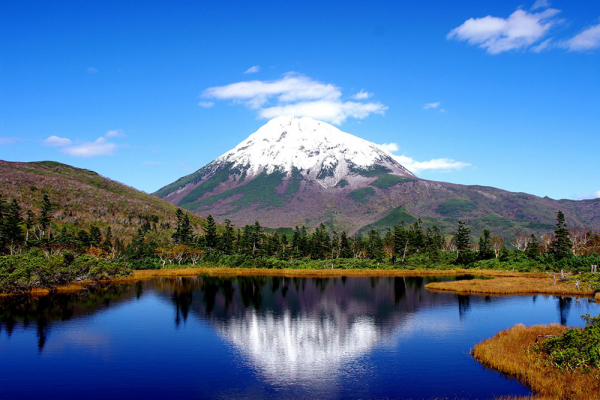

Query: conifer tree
left=551, top=210, right=572, bottom=260
left=4, top=199, right=24, bottom=253
left=0, top=193, right=5, bottom=252
left=38, top=194, right=52, bottom=239
left=25, top=210, right=35, bottom=242
left=204, top=214, right=218, bottom=248
left=454, top=221, right=470, bottom=255
left=525, top=234, right=540, bottom=259
left=339, top=231, right=352, bottom=258
left=478, top=229, right=494, bottom=260
left=220, top=219, right=235, bottom=254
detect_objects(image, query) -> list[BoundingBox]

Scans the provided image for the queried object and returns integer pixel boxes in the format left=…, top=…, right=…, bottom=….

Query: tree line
left=1, top=192, right=599, bottom=270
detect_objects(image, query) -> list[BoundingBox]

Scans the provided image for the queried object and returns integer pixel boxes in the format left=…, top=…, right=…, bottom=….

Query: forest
left=1, top=192, right=600, bottom=292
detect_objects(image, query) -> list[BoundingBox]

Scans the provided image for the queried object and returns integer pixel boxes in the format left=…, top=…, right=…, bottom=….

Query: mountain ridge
left=154, top=117, right=600, bottom=237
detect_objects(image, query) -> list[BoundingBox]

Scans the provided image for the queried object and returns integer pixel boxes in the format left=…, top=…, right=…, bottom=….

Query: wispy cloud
left=377, top=142, right=471, bottom=174
left=561, top=24, right=600, bottom=52
left=575, top=190, right=600, bottom=200
left=423, top=102, right=441, bottom=110
left=87, top=67, right=98, bottom=74
left=201, top=73, right=386, bottom=125
left=350, top=89, right=372, bottom=100
left=0, top=137, right=25, bottom=145
left=61, top=137, right=117, bottom=158
left=447, top=7, right=562, bottom=54
left=244, top=65, right=260, bottom=74
left=43, top=135, right=72, bottom=147
left=198, top=101, right=215, bottom=108
left=105, top=129, right=125, bottom=138
left=531, top=0, right=550, bottom=10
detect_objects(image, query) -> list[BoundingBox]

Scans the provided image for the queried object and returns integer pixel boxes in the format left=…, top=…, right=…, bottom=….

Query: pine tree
left=24, top=210, right=34, bottom=242
left=0, top=193, right=6, bottom=252
left=525, top=234, right=540, bottom=259
left=551, top=210, right=572, bottom=260
left=38, top=194, right=52, bottom=239
left=394, top=223, right=408, bottom=259
left=478, top=229, right=494, bottom=260
left=4, top=199, right=24, bottom=253
left=173, top=208, right=184, bottom=244
left=220, top=219, right=235, bottom=254
left=204, top=214, right=217, bottom=248
left=339, top=231, right=352, bottom=258
left=454, top=221, right=470, bottom=255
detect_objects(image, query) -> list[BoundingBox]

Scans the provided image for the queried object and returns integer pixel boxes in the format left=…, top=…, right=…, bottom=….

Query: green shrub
left=541, top=314, right=600, bottom=371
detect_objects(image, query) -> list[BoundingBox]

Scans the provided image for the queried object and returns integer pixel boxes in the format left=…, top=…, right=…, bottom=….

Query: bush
left=541, top=314, right=600, bottom=371
left=0, top=252, right=132, bottom=293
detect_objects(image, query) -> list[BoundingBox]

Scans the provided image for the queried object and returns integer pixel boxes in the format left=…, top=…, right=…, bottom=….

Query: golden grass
left=473, top=324, right=600, bottom=400
left=425, top=275, right=595, bottom=298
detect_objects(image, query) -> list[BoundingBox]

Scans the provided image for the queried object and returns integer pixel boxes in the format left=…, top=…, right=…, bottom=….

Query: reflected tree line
left=1, top=276, right=589, bottom=351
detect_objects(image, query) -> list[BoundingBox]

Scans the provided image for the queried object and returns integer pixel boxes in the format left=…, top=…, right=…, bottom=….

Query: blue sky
left=1, top=0, right=599, bottom=200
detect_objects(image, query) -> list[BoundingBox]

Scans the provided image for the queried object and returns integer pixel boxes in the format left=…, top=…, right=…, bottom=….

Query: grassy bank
left=473, top=324, right=600, bottom=399
left=425, top=273, right=600, bottom=298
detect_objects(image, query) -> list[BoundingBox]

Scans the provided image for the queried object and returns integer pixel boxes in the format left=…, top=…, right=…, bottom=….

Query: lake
left=1, top=275, right=598, bottom=399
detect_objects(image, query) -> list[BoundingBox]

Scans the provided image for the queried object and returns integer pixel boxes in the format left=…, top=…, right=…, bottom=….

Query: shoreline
left=425, top=275, right=597, bottom=298
left=472, top=324, right=600, bottom=399
left=2, top=267, right=598, bottom=301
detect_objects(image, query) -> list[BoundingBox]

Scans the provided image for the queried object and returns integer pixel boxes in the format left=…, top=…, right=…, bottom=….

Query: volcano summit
left=155, top=116, right=599, bottom=236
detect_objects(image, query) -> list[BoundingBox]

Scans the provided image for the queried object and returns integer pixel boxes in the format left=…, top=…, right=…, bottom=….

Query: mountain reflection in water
left=1, top=275, right=598, bottom=399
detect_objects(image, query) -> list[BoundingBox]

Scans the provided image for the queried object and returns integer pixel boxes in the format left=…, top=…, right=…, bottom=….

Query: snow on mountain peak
left=215, top=116, right=414, bottom=184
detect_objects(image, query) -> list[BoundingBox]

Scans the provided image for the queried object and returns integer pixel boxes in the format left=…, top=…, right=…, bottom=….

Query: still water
left=1, top=275, right=598, bottom=399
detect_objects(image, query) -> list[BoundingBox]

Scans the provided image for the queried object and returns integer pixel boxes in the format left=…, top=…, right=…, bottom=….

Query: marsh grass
left=425, top=275, right=596, bottom=298
left=473, top=324, right=600, bottom=399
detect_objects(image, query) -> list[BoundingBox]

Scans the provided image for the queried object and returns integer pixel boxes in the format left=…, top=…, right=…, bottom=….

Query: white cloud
left=202, top=73, right=386, bottom=125
left=423, top=102, right=441, bottom=110
left=377, top=142, right=471, bottom=174
left=575, top=190, right=600, bottom=200
left=531, top=0, right=550, bottom=10
left=350, top=89, right=372, bottom=100
left=377, top=143, right=399, bottom=153
left=244, top=65, right=261, bottom=74
left=447, top=8, right=561, bottom=54
left=198, top=101, right=215, bottom=108
left=61, top=137, right=117, bottom=158
left=561, top=24, right=600, bottom=52
left=439, top=108, right=448, bottom=113
left=259, top=100, right=387, bottom=125
left=105, top=129, right=125, bottom=138
left=43, top=135, right=72, bottom=147
left=87, top=67, right=98, bottom=74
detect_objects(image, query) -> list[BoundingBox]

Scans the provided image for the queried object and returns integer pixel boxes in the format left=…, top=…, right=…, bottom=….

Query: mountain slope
left=155, top=116, right=600, bottom=237
left=0, top=160, right=203, bottom=241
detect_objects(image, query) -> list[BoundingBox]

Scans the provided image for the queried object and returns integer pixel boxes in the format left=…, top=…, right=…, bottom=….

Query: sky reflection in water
left=0, top=275, right=598, bottom=399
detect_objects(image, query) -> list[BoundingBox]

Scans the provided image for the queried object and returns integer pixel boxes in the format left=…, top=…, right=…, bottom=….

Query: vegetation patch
left=371, top=174, right=415, bottom=189
left=335, top=179, right=349, bottom=188
left=348, top=187, right=375, bottom=203
left=0, top=251, right=132, bottom=294
left=358, top=206, right=417, bottom=235
left=436, top=198, right=477, bottom=216
left=179, top=165, right=239, bottom=207
left=473, top=321, right=600, bottom=399
left=187, top=171, right=292, bottom=211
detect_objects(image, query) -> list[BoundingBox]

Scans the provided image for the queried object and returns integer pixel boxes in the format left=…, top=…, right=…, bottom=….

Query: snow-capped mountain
left=155, top=117, right=598, bottom=236
left=212, top=116, right=413, bottom=188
